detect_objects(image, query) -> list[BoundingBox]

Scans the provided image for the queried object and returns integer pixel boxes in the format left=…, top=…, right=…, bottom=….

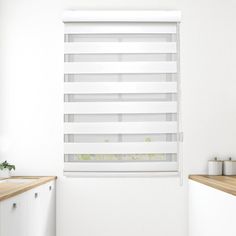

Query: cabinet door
left=0, top=193, right=29, bottom=236
left=189, top=180, right=236, bottom=236
left=27, top=181, right=56, bottom=236
left=27, top=185, right=44, bottom=236
left=42, top=181, right=56, bottom=236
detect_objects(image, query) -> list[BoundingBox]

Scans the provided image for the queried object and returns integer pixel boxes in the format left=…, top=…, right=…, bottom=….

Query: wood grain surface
left=0, top=176, right=57, bottom=201
left=189, top=175, right=236, bottom=196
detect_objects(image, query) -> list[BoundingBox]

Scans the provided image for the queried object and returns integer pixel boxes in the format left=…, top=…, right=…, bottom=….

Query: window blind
left=63, top=11, right=182, bottom=176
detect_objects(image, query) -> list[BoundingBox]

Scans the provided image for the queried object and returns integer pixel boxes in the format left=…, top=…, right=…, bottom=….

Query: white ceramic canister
left=0, top=169, right=11, bottom=178
left=223, top=158, right=236, bottom=176
left=208, top=158, right=223, bottom=175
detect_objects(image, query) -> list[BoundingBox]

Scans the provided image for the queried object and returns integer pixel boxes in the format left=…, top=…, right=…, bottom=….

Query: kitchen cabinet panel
left=0, top=180, right=56, bottom=236
left=189, top=179, right=236, bottom=236
left=0, top=193, right=29, bottom=236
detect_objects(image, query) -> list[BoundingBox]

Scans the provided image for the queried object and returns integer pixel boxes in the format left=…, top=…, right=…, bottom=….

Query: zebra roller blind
left=63, top=11, right=182, bottom=176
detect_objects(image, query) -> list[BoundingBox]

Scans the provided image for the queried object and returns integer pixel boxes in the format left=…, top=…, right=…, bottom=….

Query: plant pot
left=0, top=169, right=11, bottom=178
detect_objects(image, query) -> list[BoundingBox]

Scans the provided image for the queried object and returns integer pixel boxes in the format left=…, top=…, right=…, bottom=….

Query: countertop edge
left=189, top=175, right=236, bottom=196
left=0, top=176, right=57, bottom=202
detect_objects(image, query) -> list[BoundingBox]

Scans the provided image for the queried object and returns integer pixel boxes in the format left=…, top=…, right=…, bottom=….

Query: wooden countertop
left=0, top=176, right=57, bottom=201
left=189, top=175, right=236, bottom=196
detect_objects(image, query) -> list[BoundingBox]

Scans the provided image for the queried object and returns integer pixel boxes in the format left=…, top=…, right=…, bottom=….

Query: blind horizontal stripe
left=64, top=171, right=179, bottom=177
left=64, top=142, right=178, bottom=154
left=64, top=61, right=177, bottom=74
left=63, top=11, right=181, bottom=23
left=64, top=162, right=178, bottom=172
left=64, top=82, right=177, bottom=94
left=64, top=22, right=176, bottom=34
left=64, top=101, right=177, bottom=114
left=64, top=122, right=178, bottom=134
left=64, top=42, right=177, bottom=54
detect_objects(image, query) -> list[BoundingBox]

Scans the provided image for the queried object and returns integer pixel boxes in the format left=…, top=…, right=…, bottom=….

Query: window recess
left=63, top=11, right=182, bottom=177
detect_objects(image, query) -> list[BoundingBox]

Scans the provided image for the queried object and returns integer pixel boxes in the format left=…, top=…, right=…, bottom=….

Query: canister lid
left=208, top=157, right=222, bottom=162
left=224, top=157, right=236, bottom=162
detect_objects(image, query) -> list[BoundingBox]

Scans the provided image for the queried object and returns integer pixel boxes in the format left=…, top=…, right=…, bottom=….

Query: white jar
left=208, top=158, right=223, bottom=175
left=223, top=158, right=236, bottom=176
left=0, top=169, right=11, bottom=178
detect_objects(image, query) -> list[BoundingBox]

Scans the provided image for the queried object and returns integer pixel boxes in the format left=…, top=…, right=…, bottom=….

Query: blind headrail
left=63, top=10, right=181, bottom=23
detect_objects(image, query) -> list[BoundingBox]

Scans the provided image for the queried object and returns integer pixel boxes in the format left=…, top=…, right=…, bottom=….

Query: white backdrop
left=0, top=0, right=236, bottom=235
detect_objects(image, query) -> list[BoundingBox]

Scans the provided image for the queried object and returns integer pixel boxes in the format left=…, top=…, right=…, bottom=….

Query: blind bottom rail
left=64, top=161, right=178, bottom=172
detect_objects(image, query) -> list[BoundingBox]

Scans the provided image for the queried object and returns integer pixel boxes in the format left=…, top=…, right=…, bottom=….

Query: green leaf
left=0, top=161, right=15, bottom=171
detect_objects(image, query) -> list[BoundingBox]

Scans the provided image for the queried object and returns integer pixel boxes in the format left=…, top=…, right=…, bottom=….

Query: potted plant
left=0, top=160, right=15, bottom=178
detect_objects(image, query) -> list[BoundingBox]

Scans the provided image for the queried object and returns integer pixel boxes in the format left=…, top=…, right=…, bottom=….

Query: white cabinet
left=0, top=193, right=29, bottom=236
left=189, top=179, right=236, bottom=236
left=0, top=180, right=56, bottom=236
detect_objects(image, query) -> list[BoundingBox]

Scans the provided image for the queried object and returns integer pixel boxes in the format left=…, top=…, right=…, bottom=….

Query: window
left=63, top=11, right=182, bottom=176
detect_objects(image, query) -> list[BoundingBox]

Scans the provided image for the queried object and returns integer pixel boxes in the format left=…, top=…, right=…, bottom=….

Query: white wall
left=0, top=0, right=236, bottom=236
